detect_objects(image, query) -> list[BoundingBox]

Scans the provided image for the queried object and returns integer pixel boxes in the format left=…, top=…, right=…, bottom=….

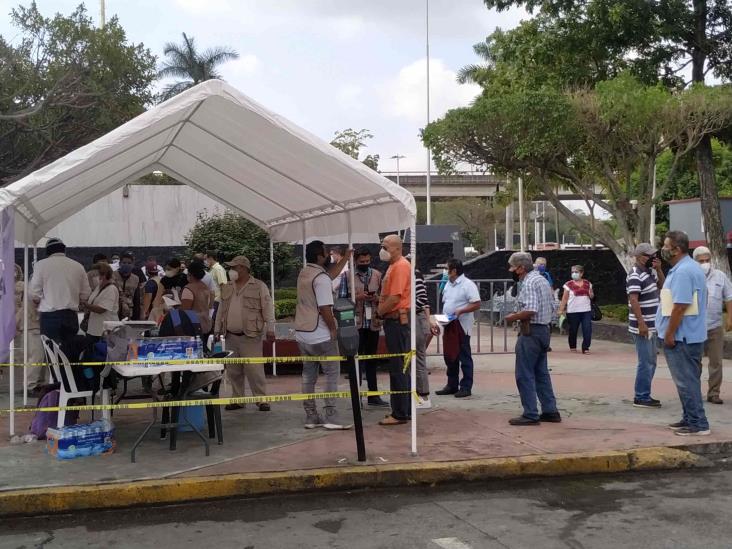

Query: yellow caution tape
left=0, top=352, right=415, bottom=368
left=0, top=390, right=419, bottom=415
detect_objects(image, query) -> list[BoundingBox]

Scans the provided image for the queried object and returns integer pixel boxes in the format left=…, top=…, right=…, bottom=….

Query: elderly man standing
left=214, top=256, right=274, bottom=412
left=505, top=252, right=561, bottom=426
left=693, top=246, right=732, bottom=405
left=436, top=258, right=481, bottom=398
left=627, top=243, right=665, bottom=408
left=377, top=234, right=413, bottom=426
left=658, top=231, right=709, bottom=436
left=295, top=241, right=352, bottom=430
left=30, top=237, right=91, bottom=351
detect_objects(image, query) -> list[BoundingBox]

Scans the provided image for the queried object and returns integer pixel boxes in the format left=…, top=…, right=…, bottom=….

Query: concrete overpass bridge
left=381, top=172, right=604, bottom=201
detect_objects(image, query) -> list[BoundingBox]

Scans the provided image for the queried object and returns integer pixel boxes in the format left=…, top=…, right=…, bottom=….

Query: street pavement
left=1, top=331, right=732, bottom=490
left=2, top=462, right=732, bottom=548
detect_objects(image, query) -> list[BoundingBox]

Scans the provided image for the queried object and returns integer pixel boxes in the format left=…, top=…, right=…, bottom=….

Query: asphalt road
left=3, top=463, right=732, bottom=549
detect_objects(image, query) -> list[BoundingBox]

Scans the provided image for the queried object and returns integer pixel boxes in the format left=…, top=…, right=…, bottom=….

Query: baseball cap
left=225, top=256, right=251, bottom=269
left=632, top=243, right=656, bottom=257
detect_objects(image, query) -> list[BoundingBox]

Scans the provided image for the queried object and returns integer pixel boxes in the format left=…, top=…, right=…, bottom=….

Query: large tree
left=423, top=75, right=732, bottom=268
left=157, top=33, right=238, bottom=102
left=329, top=128, right=380, bottom=171
left=0, top=3, right=156, bottom=184
left=477, top=0, right=732, bottom=269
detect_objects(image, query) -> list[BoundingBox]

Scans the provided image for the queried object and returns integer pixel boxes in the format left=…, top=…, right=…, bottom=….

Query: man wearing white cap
left=693, top=246, right=732, bottom=404
left=30, top=237, right=91, bottom=351
left=214, top=256, right=275, bottom=412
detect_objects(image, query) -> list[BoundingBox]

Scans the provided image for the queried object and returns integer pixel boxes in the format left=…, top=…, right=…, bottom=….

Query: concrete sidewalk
left=1, top=335, right=731, bottom=512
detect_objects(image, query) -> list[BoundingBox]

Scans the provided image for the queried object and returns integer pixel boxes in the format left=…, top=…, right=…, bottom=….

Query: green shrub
left=600, top=304, right=629, bottom=323
left=274, top=288, right=298, bottom=300
left=275, top=298, right=297, bottom=319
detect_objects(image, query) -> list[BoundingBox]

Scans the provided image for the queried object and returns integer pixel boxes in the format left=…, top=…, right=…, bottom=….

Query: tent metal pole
left=346, top=215, right=361, bottom=398
left=410, top=218, right=418, bottom=456
left=23, top=245, right=28, bottom=406
left=269, top=236, right=277, bottom=377
left=9, top=339, right=14, bottom=437
left=301, top=222, right=307, bottom=265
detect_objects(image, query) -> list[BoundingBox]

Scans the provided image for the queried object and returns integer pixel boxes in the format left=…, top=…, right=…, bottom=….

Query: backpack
left=29, top=389, right=79, bottom=439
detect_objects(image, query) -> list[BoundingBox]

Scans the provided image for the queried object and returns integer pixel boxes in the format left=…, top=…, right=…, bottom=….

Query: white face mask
left=228, top=269, right=239, bottom=282
left=700, top=262, right=712, bottom=275
left=379, top=248, right=391, bottom=262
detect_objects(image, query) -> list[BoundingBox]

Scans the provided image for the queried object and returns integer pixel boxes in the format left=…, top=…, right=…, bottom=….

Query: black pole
left=348, top=357, right=366, bottom=462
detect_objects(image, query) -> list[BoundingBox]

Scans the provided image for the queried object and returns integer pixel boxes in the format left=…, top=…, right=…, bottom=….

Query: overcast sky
left=0, top=0, right=527, bottom=173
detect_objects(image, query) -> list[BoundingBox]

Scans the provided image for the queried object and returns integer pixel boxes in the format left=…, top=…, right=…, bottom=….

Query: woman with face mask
left=558, top=265, right=595, bottom=353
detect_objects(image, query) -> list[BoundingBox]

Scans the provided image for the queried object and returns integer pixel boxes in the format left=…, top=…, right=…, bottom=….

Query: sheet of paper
left=660, top=288, right=699, bottom=316
left=432, top=314, right=451, bottom=325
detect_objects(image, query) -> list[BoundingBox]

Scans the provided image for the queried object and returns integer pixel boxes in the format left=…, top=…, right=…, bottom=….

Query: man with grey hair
left=505, top=252, right=560, bottom=425
left=693, top=245, right=732, bottom=404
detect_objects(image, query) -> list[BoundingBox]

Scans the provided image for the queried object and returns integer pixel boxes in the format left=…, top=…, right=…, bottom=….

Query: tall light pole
left=390, top=154, right=406, bottom=186
left=100, top=0, right=106, bottom=27
left=425, top=0, right=432, bottom=225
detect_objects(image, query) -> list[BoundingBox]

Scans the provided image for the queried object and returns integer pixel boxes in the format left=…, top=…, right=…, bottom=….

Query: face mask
left=700, top=262, right=712, bottom=275
left=660, top=248, right=674, bottom=262
left=228, top=269, right=239, bottom=282
left=91, top=276, right=99, bottom=287
left=571, top=272, right=581, bottom=281
left=356, top=264, right=369, bottom=273
left=537, top=265, right=546, bottom=273
left=379, top=248, right=391, bottom=262
left=119, top=264, right=133, bottom=275
left=164, top=269, right=176, bottom=278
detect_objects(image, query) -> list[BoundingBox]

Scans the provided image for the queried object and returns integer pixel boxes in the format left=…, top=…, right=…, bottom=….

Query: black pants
left=383, top=319, right=412, bottom=420
left=567, top=311, right=592, bottom=351
left=346, top=328, right=381, bottom=392
left=40, top=309, right=79, bottom=349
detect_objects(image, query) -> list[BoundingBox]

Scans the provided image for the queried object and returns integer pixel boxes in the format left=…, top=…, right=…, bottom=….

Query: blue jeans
left=663, top=340, right=709, bottom=431
left=515, top=324, right=558, bottom=421
left=633, top=334, right=657, bottom=401
left=445, top=335, right=474, bottom=391
left=567, top=311, right=592, bottom=351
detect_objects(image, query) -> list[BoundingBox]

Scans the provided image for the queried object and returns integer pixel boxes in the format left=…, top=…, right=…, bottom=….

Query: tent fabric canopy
left=0, top=79, right=416, bottom=245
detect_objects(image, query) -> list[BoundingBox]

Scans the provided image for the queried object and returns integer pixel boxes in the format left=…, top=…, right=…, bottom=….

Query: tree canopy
left=0, top=3, right=156, bottom=185
left=329, top=128, right=380, bottom=171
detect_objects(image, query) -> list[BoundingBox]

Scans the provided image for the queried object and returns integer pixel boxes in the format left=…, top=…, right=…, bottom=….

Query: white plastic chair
left=40, top=335, right=110, bottom=428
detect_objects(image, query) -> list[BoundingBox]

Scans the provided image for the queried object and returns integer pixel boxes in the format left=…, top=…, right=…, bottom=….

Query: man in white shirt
left=30, top=237, right=91, bottom=350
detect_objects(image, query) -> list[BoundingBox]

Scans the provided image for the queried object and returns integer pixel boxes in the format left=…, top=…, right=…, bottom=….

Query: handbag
left=591, top=300, right=603, bottom=321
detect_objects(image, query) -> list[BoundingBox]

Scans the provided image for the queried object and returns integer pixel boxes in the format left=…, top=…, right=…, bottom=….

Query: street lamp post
left=425, top=0, right=432, bottom=225
left=390, top=154, right=406, bottom=185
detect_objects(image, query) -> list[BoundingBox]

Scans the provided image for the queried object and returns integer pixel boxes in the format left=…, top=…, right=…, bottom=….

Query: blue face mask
left=119, top=263, right=133, bottom=276
left=537, top=265, right=546, bottom=273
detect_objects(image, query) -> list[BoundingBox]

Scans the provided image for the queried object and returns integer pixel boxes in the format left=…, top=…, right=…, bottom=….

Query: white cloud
left=173, top=0, right=233, bottom=15
left=221, top=54, right=260, bottom=77
left=381, top=58, right=480, bottom=123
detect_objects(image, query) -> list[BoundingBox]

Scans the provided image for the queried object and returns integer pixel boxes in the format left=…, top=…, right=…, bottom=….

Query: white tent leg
left=410, top=218, right=417, bottom=456
left=269, top=237, right=277, bottom=377
left=9, top=339, right=14, bottom=437
left=23, top=245, right=28, bottom=406
left=301, top=222, right=307, bottom=265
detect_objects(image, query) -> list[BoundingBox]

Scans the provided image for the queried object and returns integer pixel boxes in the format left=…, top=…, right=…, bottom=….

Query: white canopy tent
left=0, top=80, right=418, bottom=454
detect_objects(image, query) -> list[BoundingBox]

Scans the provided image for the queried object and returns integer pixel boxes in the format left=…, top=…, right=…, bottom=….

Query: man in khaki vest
left=295, top=240, right=352, bottom=430
left=214, top=256, right=275, bottom=412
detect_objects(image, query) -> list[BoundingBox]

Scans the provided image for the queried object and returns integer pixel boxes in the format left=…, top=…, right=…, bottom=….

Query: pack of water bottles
left=46, top=419, right=116, bottom=460
left=127, top=336, right=203, bottom=364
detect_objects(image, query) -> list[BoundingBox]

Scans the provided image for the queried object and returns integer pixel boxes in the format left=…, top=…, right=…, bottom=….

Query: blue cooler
left=178, top=405, right=207, bottom=433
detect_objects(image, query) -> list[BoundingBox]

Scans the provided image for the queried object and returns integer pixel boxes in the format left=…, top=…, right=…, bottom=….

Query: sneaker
left=674, top=427, right=711, bottom=436
left=633, top=398, right=662, bottom=408
left=668, top=421, right=688, bottom=431
left=323, top=410, right=352, bottom=430
left=416, top=396, right=432, bottom=409
left=454, top=389, right=472, bottom=398
left=435, top=386, right=458, bottom=395
left=304, top=414, right=325, bottom=429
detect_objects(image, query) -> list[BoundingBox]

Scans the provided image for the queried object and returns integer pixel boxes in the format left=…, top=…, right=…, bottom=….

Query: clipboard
left=660, top=289, right=699, bottom=317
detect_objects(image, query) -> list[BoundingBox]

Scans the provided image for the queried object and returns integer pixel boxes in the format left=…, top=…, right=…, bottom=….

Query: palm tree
left=157, top=33, right=239, bottom=102
left=456, top=39, right=492, bottom=86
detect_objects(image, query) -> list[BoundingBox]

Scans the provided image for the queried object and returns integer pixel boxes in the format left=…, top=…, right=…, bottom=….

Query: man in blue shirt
left=435, top=258, right=481, bottom=398
left=657, top=231, right=710, bottom=436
